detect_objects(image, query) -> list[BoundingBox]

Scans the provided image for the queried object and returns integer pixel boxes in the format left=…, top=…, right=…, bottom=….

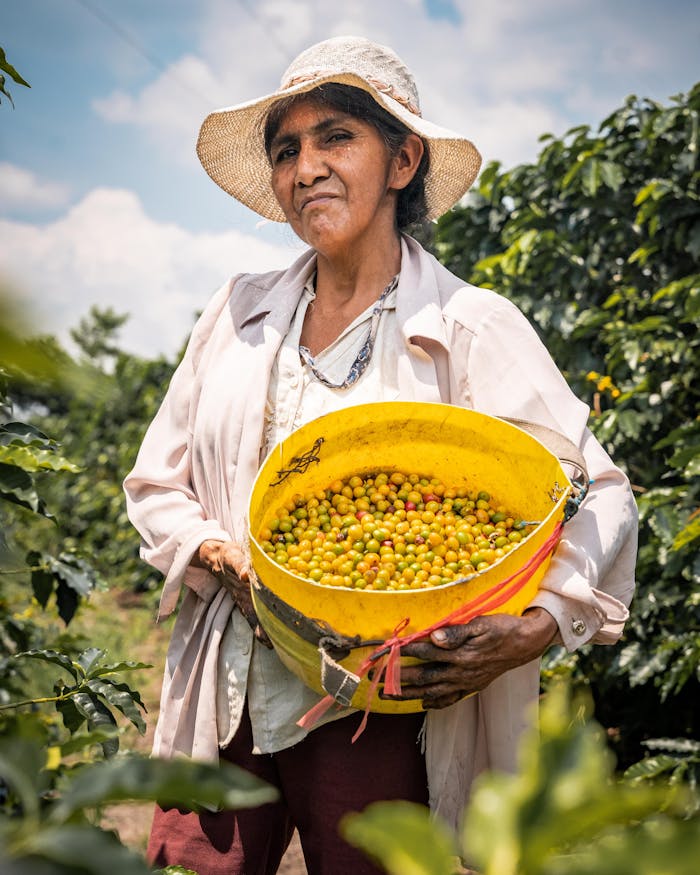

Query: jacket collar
left=237, top=234, right=455, bottom=350
left=239, top=247, right=317, bottom=334
left=395, top=235, right=452, bottom=352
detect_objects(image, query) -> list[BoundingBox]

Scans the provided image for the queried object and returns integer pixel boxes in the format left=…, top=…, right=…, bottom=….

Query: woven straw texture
left=196, top=36, right=482, bottom=222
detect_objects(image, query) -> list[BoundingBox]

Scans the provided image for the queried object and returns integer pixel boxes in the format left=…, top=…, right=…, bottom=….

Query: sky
left=1, top=0, right=698, bottom=359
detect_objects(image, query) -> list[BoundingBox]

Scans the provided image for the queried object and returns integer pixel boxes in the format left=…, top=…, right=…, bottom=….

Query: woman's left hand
left=196, top=539, right=273, bottom=648
left=387, top=608, right=558, bottom=709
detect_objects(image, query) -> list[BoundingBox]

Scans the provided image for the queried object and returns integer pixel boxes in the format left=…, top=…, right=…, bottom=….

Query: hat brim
left=196, top=72, right=482, bottom=223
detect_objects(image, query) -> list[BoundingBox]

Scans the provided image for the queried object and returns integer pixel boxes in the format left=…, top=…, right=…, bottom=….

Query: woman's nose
left=295, top=143, right=329, bottom=187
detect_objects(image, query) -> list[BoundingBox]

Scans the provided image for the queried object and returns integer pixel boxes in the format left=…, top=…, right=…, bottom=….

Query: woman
left=124, top=35, right=637, bottom=875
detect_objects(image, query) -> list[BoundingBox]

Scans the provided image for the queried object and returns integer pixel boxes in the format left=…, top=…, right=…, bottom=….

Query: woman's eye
left=328, top=131, right=352, bottom=143
left=274, top=146, right=297, bottom=164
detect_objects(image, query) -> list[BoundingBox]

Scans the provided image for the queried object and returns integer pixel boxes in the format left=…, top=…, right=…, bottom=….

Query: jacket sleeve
left=453, top=290, right=638, bottom=651
left=123, top=279, right=239, bottom=619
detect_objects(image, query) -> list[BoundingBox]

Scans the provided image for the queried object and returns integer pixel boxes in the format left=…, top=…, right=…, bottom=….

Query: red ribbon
left=297, top=522, right=563, bottom=738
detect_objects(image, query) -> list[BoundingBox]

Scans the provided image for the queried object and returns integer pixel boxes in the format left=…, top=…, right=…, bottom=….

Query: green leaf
left=16, top=824, right=152, bottom=875
left=50, top=555, right=95, bottom=599
left=643, top=737, right=700, bottom=754
left=599, top=160, right=624, bottom=191
left=50, top=754, right=278, bottom=822
left=78, top=647, right=105, bottom=675
left=628, top=245, right=659, bottom=266
left=31, top=567, right=55, bottom=608
left=25, top=551, right=96, bottom=621
left=634, top=180, right=659, bottom=206
left=71, top=691, right=119, bottom=757
left=341, top=801, right=459, bottom=875
left=55, top=579, right=79, bottom=624
left=56, top=697, right=86, bottom=734
left=550, top=815, right=700, bottom=875
left=673, top=517, right=700, bottom=549
left=0, top=47, right=31, bottom=88
left=581, top=157, right=601, bottom=196
left=0, top=717, right=48, bottom=817
left=0, top=853, right=62, bottom=875
left=0, top=461, right=50, bottom=517
left=13, top=648, right=79, bottom=680
left=667, top=442, right=700, bottom=470
left=59, top=727, right=120, bottom=758
left=625, top=754, right=681, bottom=781
left=41, top=555, right=97, bottom=624
left=463, top=684, right=670, bottom=875
left=0, top=421, right=53, bottom=446
left=0, top=443, right=81, bottom=473
left=85, top=677, right=146, bottom=734
left=89, top=659, right=153, bottom=677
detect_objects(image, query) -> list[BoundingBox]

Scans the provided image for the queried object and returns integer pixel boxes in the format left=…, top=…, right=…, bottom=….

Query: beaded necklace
left=298, top=274, right=398, bottom=390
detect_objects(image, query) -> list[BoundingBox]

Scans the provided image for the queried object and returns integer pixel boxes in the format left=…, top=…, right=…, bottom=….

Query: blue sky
left=1, top=0, right=698, bottom=357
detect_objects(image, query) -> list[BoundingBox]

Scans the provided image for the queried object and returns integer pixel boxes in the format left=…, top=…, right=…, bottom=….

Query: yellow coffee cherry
left=260, top=470, right=534, bottom=589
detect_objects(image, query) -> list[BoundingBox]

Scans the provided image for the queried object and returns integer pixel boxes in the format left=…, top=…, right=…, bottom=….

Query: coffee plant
left=434, top=82, right=700, bottom=765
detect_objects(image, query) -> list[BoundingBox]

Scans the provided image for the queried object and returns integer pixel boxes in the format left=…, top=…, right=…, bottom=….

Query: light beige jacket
left=124, top=236, right=637, bottom=830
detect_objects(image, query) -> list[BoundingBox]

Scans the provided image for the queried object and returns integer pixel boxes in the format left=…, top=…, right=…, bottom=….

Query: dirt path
left=93, top=588, right=307, bottom=874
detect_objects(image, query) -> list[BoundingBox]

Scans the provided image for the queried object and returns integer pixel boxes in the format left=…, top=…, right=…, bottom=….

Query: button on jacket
left=123, top=235, right=638, bottom=831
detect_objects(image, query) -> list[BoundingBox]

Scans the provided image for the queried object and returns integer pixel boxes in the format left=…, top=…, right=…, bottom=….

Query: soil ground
left=89, top=588, right=308, bottom=874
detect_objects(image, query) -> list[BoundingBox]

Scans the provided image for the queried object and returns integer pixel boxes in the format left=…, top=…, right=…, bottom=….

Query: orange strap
left=297, top=521, right=564, bottom=739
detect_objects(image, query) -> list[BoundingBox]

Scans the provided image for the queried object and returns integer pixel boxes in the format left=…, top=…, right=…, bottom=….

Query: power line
left=72, top=0, right=216, bottom=106
left=235, top=0, right=293, bottom=62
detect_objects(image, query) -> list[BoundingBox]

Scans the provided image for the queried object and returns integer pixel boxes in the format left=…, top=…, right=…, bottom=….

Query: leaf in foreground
left=463, top=683, right=679, bottom=875
left=342, top=800, right=460, bottom=875
left=9, top=824, right=151, bottom=875
left=50, top=752, right=278, bottom=822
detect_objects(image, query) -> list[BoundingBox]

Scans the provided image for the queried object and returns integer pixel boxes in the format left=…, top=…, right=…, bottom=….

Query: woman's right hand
left=195, top=540, right=273, bottom=647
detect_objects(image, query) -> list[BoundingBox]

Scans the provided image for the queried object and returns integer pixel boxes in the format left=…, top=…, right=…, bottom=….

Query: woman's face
left=268, top=99, right=408, bottom=257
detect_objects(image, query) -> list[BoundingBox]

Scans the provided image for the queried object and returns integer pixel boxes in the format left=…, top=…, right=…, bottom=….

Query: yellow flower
left=597, top=375, right=613, bottom=391
left=586, top=371, right=600, bottom=382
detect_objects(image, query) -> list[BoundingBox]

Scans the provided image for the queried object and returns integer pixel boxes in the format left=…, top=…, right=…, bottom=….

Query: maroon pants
left=147, top=706, right=428, bottom=875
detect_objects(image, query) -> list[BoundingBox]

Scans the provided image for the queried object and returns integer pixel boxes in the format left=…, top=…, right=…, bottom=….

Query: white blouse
left=217, top=279, right=401, bottom=753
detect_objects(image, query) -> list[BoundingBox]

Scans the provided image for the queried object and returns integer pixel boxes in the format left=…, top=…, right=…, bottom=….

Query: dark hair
left=264, top=83, right=430, bottom=230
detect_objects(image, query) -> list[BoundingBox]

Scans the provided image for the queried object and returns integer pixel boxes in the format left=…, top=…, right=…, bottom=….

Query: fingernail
left=432, top=629, right=447, bottom=644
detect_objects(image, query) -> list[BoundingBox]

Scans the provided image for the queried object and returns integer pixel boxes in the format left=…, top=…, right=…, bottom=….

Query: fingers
left=219, top=542, right=249, bottom=580
left=199, top=541, right=271, bottom=646
left=254, top=624, right=274, bottom=649
left=401, top=639, right=467, bottom=662
left=402, top=621, right=483, bottom=661
left=379, top=678, right=470, bottom=709
left=430, top=623, right=479, bottom=649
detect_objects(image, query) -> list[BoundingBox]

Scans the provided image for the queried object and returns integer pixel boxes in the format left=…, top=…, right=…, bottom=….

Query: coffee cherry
left=259, top=471, right=535, bottom=590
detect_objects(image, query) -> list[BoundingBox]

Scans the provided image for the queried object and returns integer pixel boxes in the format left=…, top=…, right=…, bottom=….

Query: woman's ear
left=389, top=133, right=425, bottom=191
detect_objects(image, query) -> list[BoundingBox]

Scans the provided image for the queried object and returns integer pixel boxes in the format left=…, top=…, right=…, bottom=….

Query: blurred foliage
left=0, top=46, right=30, bottom=108
left=2, top=303, right=175, bottom=596
left=434, top=84, right=700, bottom=764
left=343, top=684, right=700, bottom=875
left=0, top=295, right=273, bottom=874
left=1, top=293, right=104, bottom=705
left=0, top=712, right=276, bottom=875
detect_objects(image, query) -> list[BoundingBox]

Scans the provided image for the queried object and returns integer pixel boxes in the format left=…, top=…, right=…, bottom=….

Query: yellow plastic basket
left=248, top=401, right=575, bottom=713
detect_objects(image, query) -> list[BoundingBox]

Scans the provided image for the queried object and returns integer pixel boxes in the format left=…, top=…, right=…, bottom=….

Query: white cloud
left=89, top=0, right=584, bottom=171
left=92, top=54, right=227, bottom=163
left=0, top=188, right=298, bottom=358
left=0, top=163, right=72, bottom=211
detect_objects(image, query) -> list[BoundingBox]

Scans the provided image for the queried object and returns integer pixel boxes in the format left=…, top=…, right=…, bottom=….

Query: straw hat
left=196, top=35, right=482, bottom=222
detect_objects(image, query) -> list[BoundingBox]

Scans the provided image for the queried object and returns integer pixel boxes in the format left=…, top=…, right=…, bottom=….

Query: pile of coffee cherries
left=257, top=471, right=535, bottom=590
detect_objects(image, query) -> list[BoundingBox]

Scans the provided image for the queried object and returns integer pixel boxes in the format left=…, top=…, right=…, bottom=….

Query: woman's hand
left=387, top=608, right=558, bottom=709
left=194, top=540, right=273, bottom=648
